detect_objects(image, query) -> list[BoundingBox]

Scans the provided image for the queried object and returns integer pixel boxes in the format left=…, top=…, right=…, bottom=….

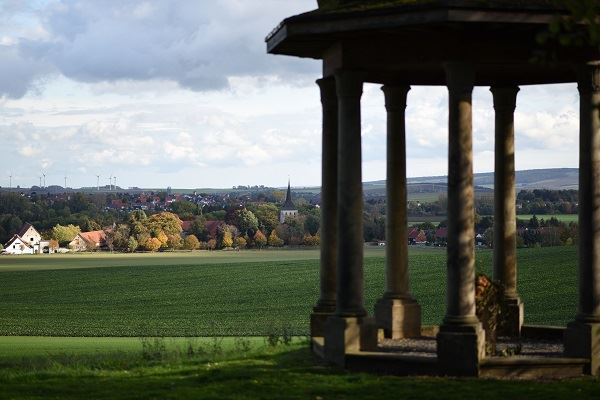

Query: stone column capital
left=381, top=85, right=411, bottom=112
left=577, top=61, right=600, bottom=95
left=490, top=86, right=520, bottom=112
left=316, top=77, right=337, bottom=106
left=335, top=70, right=364, bottom=99
left=444, top=62, right=475, bottom=97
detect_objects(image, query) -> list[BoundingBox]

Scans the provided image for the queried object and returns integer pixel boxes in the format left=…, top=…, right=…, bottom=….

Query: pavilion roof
left=266, top=0, right=599, bottom=86
left=314, top=0, right=568, bottom=13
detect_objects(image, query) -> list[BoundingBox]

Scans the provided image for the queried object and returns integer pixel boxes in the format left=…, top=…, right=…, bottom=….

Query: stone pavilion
left=267, top=0, right=600, bottom=377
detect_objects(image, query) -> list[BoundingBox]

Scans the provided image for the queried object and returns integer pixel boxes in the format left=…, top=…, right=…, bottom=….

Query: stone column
left=491, top=86, right=524, bottom=337
left=437, top=62, right=485, bottom=377
left=374, top=85, right=421, bottom=339
left=311, top=77, right=338, bottom=337
left=324, top=70, right=376, bottom=366
left=565, top=61, right=600, bottom=376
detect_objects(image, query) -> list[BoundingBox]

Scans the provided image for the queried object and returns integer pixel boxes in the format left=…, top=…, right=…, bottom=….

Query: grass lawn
left=0, top=338, right=599, bottom=400
left=0, top=246, right=577, bottom=336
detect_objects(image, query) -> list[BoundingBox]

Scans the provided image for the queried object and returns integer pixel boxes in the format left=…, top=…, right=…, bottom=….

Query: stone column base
left=310, top=309, right=335, bottom=338
left=374, top=297, right=422, bottom=339
left=499, top=297, right=524, bottom=337
left=437, top=322, right=485, bottom=377
left=564, top=320, right=600, bottom=376
left=324, top=316, right=378, bottom=367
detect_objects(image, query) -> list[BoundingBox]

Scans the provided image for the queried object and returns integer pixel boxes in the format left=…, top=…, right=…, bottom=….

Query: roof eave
left=266, top=4, right=568, bottom=58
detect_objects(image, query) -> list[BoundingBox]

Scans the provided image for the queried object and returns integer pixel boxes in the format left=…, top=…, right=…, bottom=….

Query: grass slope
left=1, top=342, right=599, bottom=400
left=0, top=247, right=577, bottom=336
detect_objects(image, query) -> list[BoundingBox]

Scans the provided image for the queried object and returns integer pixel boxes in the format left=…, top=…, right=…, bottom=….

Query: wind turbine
left=64, top=175, right=67, bottom=189
left=39, top=176, right=42, bottom=188
left=113, top=176, right=117, bottom=191
left=109, top=174, right=113, bottom=191
left=42, top=172, right=46, bottom=188
left=8, top=173, right=12, bottom=191
left=96, top=175, right=100, bottom=191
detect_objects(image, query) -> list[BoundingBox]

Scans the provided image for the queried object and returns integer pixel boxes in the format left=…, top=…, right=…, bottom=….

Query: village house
left=2, top=223, right=55, bottom=255
left=69, top=230, right=107, bottom=252
left=408, top=228, right=427, bottom=245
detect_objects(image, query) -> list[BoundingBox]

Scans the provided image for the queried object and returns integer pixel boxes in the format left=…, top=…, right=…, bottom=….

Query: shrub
left=253, top=230, right=267, bottom=249
left=207, top=239, right=217, bottom=250
left=127, top=236, right=138, bottom=253
left=268, top=230, right=284, bottom=247
left=183, top=235, right=200, bottom=250
left=303, top=233, right=320, bottom=247
left=475, top=273, right=507, bottom=355
left=235, top=236, right=247, bottom=249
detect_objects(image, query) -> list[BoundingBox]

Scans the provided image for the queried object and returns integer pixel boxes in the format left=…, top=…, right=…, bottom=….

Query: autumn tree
left=254, top=230, right=267, bottom=249
left=183, top=234, right=200, bottom=250
left=52, top=224, right=81, bottom=246
left=303, top=233, right=320, bottom=247
left=268, top=230, right=284, bottom=247
left=221, top=229, right=233, bottom=248
left=207, top=238, right=217, bottom=250
left=217, top=224, right=237, bottom=249
left=144, top=237, right=162, bottom=252
left=235, top=236, right=247, bottom=249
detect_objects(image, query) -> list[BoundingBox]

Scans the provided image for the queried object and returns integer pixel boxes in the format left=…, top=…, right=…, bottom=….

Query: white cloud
left=0, top=0, right=317, bottom=99
left=18, top=145, right=40, bottom=157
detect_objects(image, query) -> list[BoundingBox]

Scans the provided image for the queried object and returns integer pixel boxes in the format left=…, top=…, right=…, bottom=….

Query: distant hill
left=363, top=168, right=579, bottom=193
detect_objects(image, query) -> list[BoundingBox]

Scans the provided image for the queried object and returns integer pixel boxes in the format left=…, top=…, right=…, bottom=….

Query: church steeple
left=283, top=179, right=294, bottom=209
left=280, top=178, right=299, bottom=223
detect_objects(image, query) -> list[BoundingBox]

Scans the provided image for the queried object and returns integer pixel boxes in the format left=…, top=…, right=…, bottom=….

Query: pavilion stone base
left=310, top=308, right=335, bottom=337
left=498, top=297, right=524, bottom=337
left=437, top=322, right=485, bottom=377
left=374, top=297, right=421, bottom=339
left=564, top=320, right=600, bottom=376
left=324, top=316, right=378, bottom=366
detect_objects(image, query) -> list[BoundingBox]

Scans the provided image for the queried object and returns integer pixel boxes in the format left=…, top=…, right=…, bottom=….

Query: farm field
left=0, top=246, right=577, bottom=336
left=516, top=214, right=579, bottom=223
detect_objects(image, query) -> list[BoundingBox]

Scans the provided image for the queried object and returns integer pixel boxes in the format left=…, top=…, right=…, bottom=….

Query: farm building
left=69, top=230, right=107, bottom=252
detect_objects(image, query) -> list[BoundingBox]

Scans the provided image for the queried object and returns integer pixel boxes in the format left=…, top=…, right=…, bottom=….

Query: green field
left=0, top=248, right=594, bottom=398
left=0, top=246, right=578, bottom=336
left=516, top=214, right=579, bottom=223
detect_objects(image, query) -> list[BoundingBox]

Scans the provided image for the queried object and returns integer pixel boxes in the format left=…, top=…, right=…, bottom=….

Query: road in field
left=0, top=247, right=577, bottom=336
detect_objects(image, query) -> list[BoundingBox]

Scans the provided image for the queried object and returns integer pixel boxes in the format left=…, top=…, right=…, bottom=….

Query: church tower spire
left=280, top=178, right=298, bottom=223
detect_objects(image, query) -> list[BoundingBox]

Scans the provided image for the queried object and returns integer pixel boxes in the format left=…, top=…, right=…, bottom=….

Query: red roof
left=181, top=220, right=193, bottom=232
left=408, top=228, right=421, bottom=239
left=435, top=228, right=448, bottom=239
left=204, top=221, right=224, bottom=237
left=79, top=230, right=106, bottom=245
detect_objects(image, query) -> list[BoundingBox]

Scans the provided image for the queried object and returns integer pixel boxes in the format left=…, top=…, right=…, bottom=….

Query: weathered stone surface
left=564, top=321, right=600, bottom=376
left=311, top=77, right=338, bottom=337
left=335, top=70, right=366, bottom=317
left=324, top=316, right=377, bottom=366
left=374, top=298, right=421, bottom=339
left=437, top=323, right=485, bottom=377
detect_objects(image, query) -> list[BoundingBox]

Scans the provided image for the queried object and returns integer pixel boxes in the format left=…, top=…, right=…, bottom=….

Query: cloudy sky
left=0, top=0, right=580, bottom=189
